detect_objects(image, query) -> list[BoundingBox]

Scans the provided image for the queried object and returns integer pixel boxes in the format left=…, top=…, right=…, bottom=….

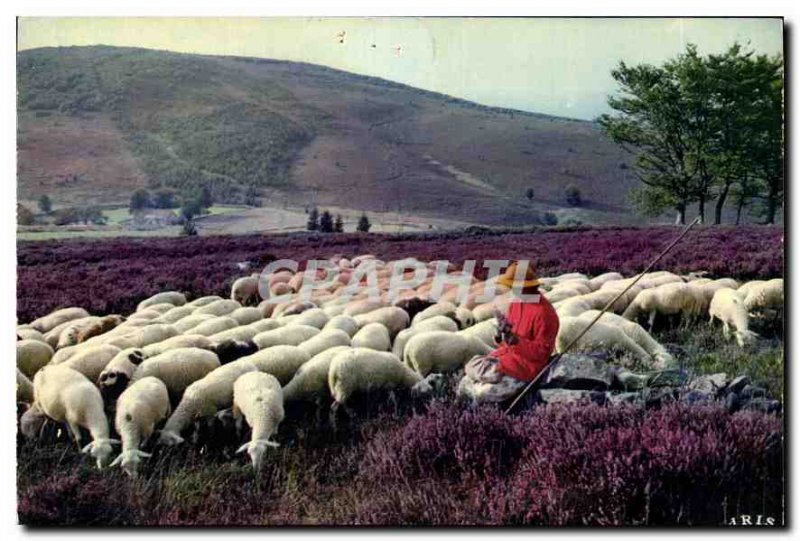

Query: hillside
left=17, top=46, right=640, bottom=226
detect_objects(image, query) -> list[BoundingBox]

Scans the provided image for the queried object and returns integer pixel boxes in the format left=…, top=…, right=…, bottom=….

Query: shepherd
left=456, top=261, right=560, bottom=404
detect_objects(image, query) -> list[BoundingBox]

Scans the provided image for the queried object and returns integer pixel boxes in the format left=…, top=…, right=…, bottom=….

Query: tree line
left=598, top=43, right=783, bottom=225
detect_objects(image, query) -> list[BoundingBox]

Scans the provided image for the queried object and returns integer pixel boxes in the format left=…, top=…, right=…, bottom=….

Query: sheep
left=17, top=326, right=46, bottom=343
left=189, top=317, right=239, bottom=337
left=98, top=348, right=146, bottom=400
left=155, top=306, right=196, bottom=324
left=328, top=348, right=425, bottom=406
left=211, top=339, right=259, bottom=365
left=140, top=303, right=178, bottom=315
left=393, top=297, right=436, bottom=322
left=230, top=274, right=262, bottom=306
left=322, top=303, right=347, bottom=318
left=353, top=306, right=410, bottom=340
left=274, top=300, right=316, bottom=318
left=229, top=307, right=264, bottom=326
left=392, top=315, right=459, bottom=359
left=576, top=310, right=673, bottom=369
left=555, top=297, right=593, bottom=318
left=282, top=346, right=351, bottom=403
left=33, top=365, right=119, bottom=468
left=157, top=359, right=259, bottom=445
left=61, top=344, right=122, bottom=382
left=17, top=368, right=34, bottom=404
left=351, top=322, right=391, bottom=351
left=247, top=319, right=283, bottom=333
left=142, top=334, right=214, bottom=357
left=343, top=298, right=388, bottom=318
left=238, top=345, right=311, bottom=385
left=206, top=326, right=259, bottom=347
left=404, top=331, right=493, bottom=376
left=543, top=286, right=586, bottom=304
left=555, top=317, right=653, bottom=366
left=45, top=316, right=100, bottom=349
left=122, top=324, right=180, bottom=348
left=456, top=318, right=498, bottom=348
left=127, top=309, right=163, bottom=322
left=17, top=339, right=54, bottom=378
left=186, top=295, right=224, bottom=308
left=194, top=299, right=242, bottom=317
left=588, top=272, right=624, bottom=291
left=454, top=306, right=475, bottom=329
left=173, top=314, right=217, bottom=333
left=75, top=315, right=126, bottom=344
left=472, top=293, right=513, bottom=322
left=136, top=291, right=187, bottom=312
left=29, top=307, right=91, bottom=333
left=709, top=288, right=759, bottom=347
left=743, top=278, right=783, bottom=314
left=284, top=308, right=329, bottom=329
left=411, top=301, right=458, bottom=327
left=110, top=377, right=171, bottom=476
left=253, top=325, right=320, bottom=349
left=622, top=283, right=700, bottom=328
left=232, top=372, right=284, bottom=471
left=132, top=347, right=222, bottom=402
left=737, top=280, right=766, bottom=298
left=322, top=314, right=360, bottom=337
left=297, top=329, right=352, bottom=358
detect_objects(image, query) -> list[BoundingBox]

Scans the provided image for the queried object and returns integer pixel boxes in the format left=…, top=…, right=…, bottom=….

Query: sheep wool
left=743, top=278, right=783, bottom=313
left=155, top=305, right=196, bottom=325
left=351, top=322, right=391, bottom=351
left=282, top=346, right=351, bottom=403
left=253, top=325, right=320, bottom=349
left=189, top=317, right=239, bottom=337
left=622, top=283, right=700, bottom=326
left=194, top=299, right=242, bottom=317
left=455, top=318, right=498, bottom=348
left=238, top=345, right=310, bottom=385
left=353, top=306, right=410, bottom=340
left=132, top=347, right=221, bottom=401
left=411, top=301, right=458, bottom=327
left=136, top=291, right=187, bottom=312
left=62, top=344, right=122, bottom=382
left=230, top=274, right=262, bottom=306
left=555, top=317, right=652, bottom=365
left=122, top=324, right=180, bottom=348
left=298, top=329, right=351, bottom=359
left=207, top=326, right=259, bottom=347
left=322, top=314, right=360, bottom=337
left=173, top=314, right=217, bottom=333
left=233, top=372, right=284, bottom=471
left=33, top=365, right=119, bottom=468
left=284, top=308, right=329, bottom=329
left=247, top=319, right=283, bottom=334
left=587, top=272, right=624, bottom=291
left=577, top=310, right=673, bottom=369
left=229, top=307, right=264, bottom=326
left=709, top=288, right=759, bottom=347
left=98, top=348, right=146, bottom=400
left=404, top=331, right=493, bottom=376
left=186, top=295, right=224, bottom=308
left=555, top=297, right=593, bottom=318
left=17, top=368, right=34, bottom=404
left=76, top=315, right=126, bottom=344
left=142, top=334, right=214, bottom=358
left=328, top=348, right=422, bottom=405
left=45, top=316, right=100, bottom=349
left=111, top=377, right=171, bottom=476
left=392, top=315, right=458, bottom=359
left=17, top=339, right=54, bottom=378
left=17, top=327, right=46, bottom=343
left=158, top=359, right=258, bottom=445
left=29, top=307, right=91, bottom=334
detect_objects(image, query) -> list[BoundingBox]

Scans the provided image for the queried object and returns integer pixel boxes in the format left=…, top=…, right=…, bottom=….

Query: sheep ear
left=236, top=443, right=250, bottom=454
left=110, top=455, right=123, bottom=467
left=81, top=442, right=94, bottom=454
left=265, top=440, right=280, bottom=448
left=136, top=451, right=152, bottom=458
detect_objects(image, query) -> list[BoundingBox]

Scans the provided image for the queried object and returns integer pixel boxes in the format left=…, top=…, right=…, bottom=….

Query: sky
left=17, top=17, right=783, bottom=120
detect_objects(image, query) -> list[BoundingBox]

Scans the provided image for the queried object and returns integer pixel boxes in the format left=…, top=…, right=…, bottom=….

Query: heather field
left=16, top=226, right=785, bottom=526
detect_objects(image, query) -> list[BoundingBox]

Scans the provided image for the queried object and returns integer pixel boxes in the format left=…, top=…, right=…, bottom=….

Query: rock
left=538, top=389, right=607, bottom=406
left=738, top=384, right=768, bottom=401
left=724, top=392, right=741, bottom=413
left=689, top=373, right=728, bottom=395
left=641, top=387, right=676, bottom=408
left=740, top=398, right=781, bottom=414
left=725, top=375, right=751, bottom=395
left=613, top=368, right=648, bottom=391
left=607, top=391, right=642, bottom=406
left=681, top=390, right=714, bottom=406
left=646, top=369, right=688, bottom=388
left=544, top=353, right=612, bottom=391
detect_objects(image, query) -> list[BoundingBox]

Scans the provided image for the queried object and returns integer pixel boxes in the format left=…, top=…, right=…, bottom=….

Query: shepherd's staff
left=504, top=216, right=702, bottom=415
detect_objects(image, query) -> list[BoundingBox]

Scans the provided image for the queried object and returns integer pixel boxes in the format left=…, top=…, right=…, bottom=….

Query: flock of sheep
left=16, top=253, right=783, bottom=476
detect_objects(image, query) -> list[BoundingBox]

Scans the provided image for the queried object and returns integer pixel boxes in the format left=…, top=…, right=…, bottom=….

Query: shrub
left=334, top=214, right=344, bottom=233
left=129, top=188, right=152, bottom=213
left=525, top=187, right=534, bottom=201
left=38, top=194, right=52, bottom=214
left=307, top=207, right=319, bottom=231
left=565, top=186, right=582, bottom=206
left=319, top=210, right=334, bottom=233
left=357, top=213, right=371, bottom=233
left=542, top=212, right=558, bottom=226
left=17, top=204, right=35, bottom=226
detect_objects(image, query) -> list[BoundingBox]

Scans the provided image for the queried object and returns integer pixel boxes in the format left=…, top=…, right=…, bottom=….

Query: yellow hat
left=496, top=261, right=541, bottom=289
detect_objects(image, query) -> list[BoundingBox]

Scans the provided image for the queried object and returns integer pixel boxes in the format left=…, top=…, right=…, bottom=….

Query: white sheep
left=282, top=346, right=352, bottom=403
left=587, top=272, right=624, bottom=291
left=737, top=280, right=766, bottom=298
left=328, top=348, right=424, bottom=406
left=194, top=299, right=242, bottom=317
left=622, top=282, right=700, bottom=327
left=17, top=368, right=34, bottom=404
left=322, top=314, right=360, bottom=337
left=29, top=307, right=91, bottom=334
left=139, top=303, right=179, bottom=315
left=33, top=365, right=119, bottom=468
left=110, top=376, right=171, bottom=476
left=17, top=339, right=54, bottom=378
left=456, top=318, right=498, bottom=348
left=233, top=372, right=284, bottom=471
left=136, top=291, right=187, bottom=312
left=98, top=348, right=146, bottom=399
left=555, top=316, right=653, bottom=365
left=142, top=334, right=214, bottom=357
left=74, top=315, right=126, bottom=344
left=392, top=315, right=459, bottom=359
left=230, top=274, right=262, bottom=306
left=238, top=345, right=311, bottom=385
left=253, top=325, right=320, bottom=349
left=121, top=324, right=180, bottom=348
left=173, top=314, right=217, bottom=333
left=131, top=347, right=221, bottom=401
left=354, top=306, right=410, bottom=339
left=743, top=278, right=783, bottom=314
left=206, top=326, right=259, bottom=347
left=351, top=322, right=391, bottom=351
left=576, top=310, right=673, bottom=368
left=17, top=326, right=46, bottom=343
left=45, top=316, right=100, bottom=349
left=404, top=331, right=493, bottom=376
left=157, top=359, right=259, bottom=445
left=283, top=308, right=329, bottom=329
left=709, top=288, right=759, bottom=347
left=61, top=344, right=122, bottom=382
left=188, top=317, right=239, bottom=337
left=229, top=307, right=263, bottom=326
left=411, top=301, right=457, bottom=327
left=298, top=329, right=352, bottom=358
left=555, top=297, right=593, bottom=318
left=247, top=318, right=283, bottom=334
left=343, top=298, right=388, bottom=317
left=155, top=306, right=196, bottom=325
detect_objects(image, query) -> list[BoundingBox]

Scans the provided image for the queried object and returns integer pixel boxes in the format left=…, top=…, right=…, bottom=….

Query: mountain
left=17, top=46, right=640, bottom=226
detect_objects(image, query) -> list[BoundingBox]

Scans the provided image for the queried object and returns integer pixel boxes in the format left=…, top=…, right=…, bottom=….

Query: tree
left=153, top=189, right=179, bottom=209
left=542, top=212, right=558, bottom=226
left=129, top=189, right=152, bottom=213
left=334, top=214, right=344, bottom=233
left=180, top=199, right=202, bottom=221
left=181, top=218, right=198, bottom=236
left=525, top=188, right=535, bottom=201
left=17, top=204, right=35, bottom=226
left=357, top=213, right=371, bottom=233
left=38, top=194, right=52, bottom=214
left=244, top=185, right=260, bottom=207
left=306, top=207, right=319, bottom=231
left=319, top=210, right=334, bottom=233
left=565, top=186, right=582, bottom=206
left=196, top=186, right=214, bottom=209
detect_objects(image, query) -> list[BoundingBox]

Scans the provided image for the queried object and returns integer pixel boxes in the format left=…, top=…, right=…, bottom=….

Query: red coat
left=493, top=296, right=560, bottom=382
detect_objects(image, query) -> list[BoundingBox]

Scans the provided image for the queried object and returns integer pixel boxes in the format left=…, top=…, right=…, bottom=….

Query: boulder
left=738, top=384, right=767, bottom=401
left=740, top=398, right=781, bottom=414
left=646, top=369, right=688, bottom=388
left=681, top=390, right=714, bottom=406
left=689, top=373, right=728, bottom=395
left=613, top=368, right=648, bottom=391
left=544, top=353, right=613, bottom=391
left=725, top=375, right=751, bottom=395
left=641, top=387, right=676, bottom=408
left=538, top=389, right=607, bottom=406
left=607, top=391, right=642, bottom=406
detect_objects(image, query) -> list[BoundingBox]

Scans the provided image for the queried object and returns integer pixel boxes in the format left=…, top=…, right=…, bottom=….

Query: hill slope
left=17, top=46, right=639, bottom=226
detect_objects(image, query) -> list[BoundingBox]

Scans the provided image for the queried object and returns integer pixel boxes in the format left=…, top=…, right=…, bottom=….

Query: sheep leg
left=722, top=322, right=731, bottom=339
left=647, top=311, right=656, bottom=332
left=67, top=421, right=83, bottom=449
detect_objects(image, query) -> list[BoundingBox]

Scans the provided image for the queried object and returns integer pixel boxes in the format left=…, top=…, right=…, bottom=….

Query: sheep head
left=157, top=430, right=185, bottom=446
left=237, top=439, right=279, bottom=472
left=110, top=449, right=152, bottom=477
left=735, top=329, right=760, bottom=347
left=82, top=438, right=120, bottom=469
